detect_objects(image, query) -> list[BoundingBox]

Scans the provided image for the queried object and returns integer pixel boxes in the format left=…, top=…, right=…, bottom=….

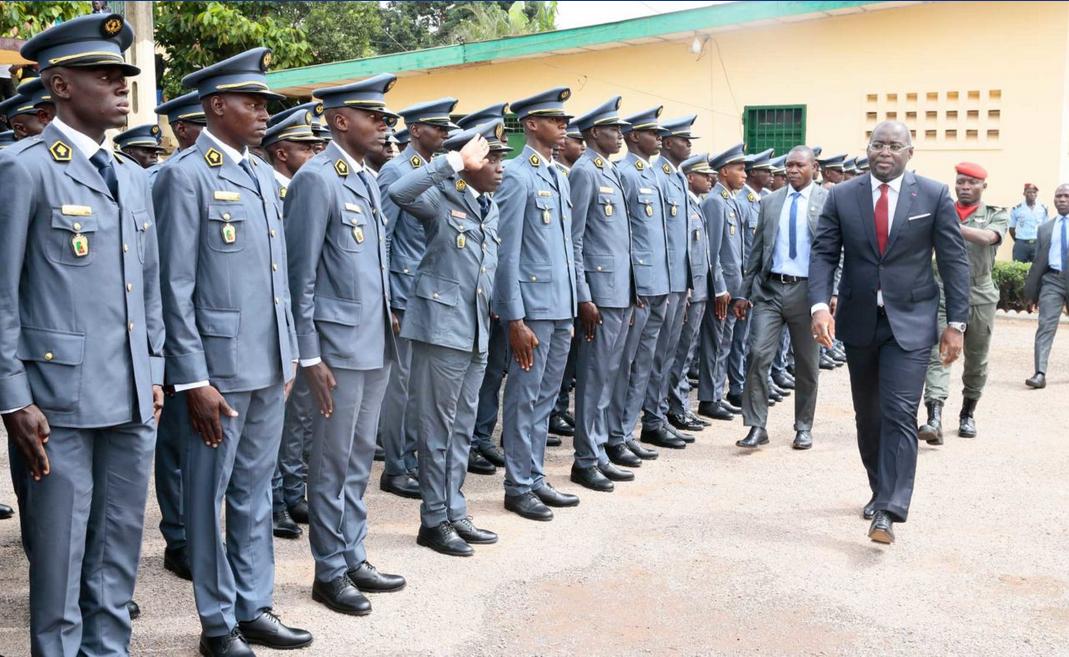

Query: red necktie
left=875, top=183, right=889, bottom=254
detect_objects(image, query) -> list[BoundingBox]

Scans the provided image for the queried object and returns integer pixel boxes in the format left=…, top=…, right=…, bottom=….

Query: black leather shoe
left=786, top=363, right=796, bottom=376
left=667, top=411, right=705, bottom=432
left=570, top=464, right=614, bottom=492
left=272, top=508, right=302, bottom=539
left=0, top=503, right=12, bottom=520
left=606, top=442, right=643, bottom=467
left=772, top=373, right=795, bottom=389
left=771, top=382, right=791, bottom=397
left=287, top=499, right=309, bottom=524
left=918, top=401, right=944, bottom=445
left=534, top=482, right=580, bottom=507
left=548, top=413, right=574, bottom=437
left=736, top=426, right=769, bottom=448
left=721, top=400, right=742, bottom=415
left=452, top=517, right=498, bottom=544
left=546, top=434, right=562, bottom=447
left=868, top=510, right=895, bottom=544
left=768, top=389, right=783, bottom=403
left=467, top=450, right=497, bottom=475
left=958, top=397, right=978, bottom=438
left=831, top=346, right=847, bottom=362
left=819, top=354, right=837, bottom=370
left=380, top=472, right=421, bottom=499
left=685, top=411, right=710, bottom=427
left=640, top=426, right=686, bottom=449
left=1026, top=372, right=1046, bottom=389
left=239, top=609, right=313, bottom=650
left=598, top=462, right=635, bottom=482
left=373, top=444, right=385, bottom=462
left=665, top=423, right=695, bottom=444
left=164, top=547, right=193, bottom=581
left=478, top=444, right=506, bottom=467
left=127, top=600, right=140, bottom=620
left=200, top=628, right=255, bottom=657
left=697, top=401, right=733, bottom=421
left=312, top=576, right=371, bottom=616
left=417, top=522, right=473, bottom=557
left=862, top=494, right=877, bottom=520
left=348, top=561, right=406, bottom=593
left=792, top=430, right=812, bottom=450
left=625, top=438, right=659, bottom=460
left=561, top=411, right=576, bottom=428
left=725, top=392, right=743, bottom=409
left=504, top=492, right=553, bottom=521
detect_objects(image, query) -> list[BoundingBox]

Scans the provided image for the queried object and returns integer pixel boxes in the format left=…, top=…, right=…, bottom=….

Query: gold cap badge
left=102, top=15, right=123, bottom=37
left=261, top=51, right=272, bottom=69
left=455, top=179, right=467, bottom=192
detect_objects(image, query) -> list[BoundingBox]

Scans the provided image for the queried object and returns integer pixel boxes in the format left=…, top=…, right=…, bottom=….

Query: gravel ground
left=1, top=315, right=1067, bottom=657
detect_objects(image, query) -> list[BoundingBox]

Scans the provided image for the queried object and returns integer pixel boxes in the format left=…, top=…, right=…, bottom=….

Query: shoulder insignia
left=747, top=192, right=756, bottom=202
left=204, top=148, right=223, bottom=168
left=279, top=186, right=287, bottom=199
left=721, top=189, right=730, bottom=199
left=634, top=160, right=645, bottom=171
left=49, top=140, right=72, bottom=162
left=593, top=157, right=604, bottom=169
left=112, top=150, right=128, bottom=163
left=410, top=155, right=422, bottom=168
left=662, top=163, right=671, bottom=174
left=529, top=153, right=541, bottom=167
left=334, top=159, right=349, bottom=177
left=456, top=179, right=467, bottom=192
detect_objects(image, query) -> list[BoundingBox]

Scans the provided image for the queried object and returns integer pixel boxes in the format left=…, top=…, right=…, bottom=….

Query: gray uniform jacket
left=569, top=149, right=633, bottom=309
left=684, top=191, right=712, bottom=302
left=389, top=155, right=499, bottom=353
left=379, top=145, right=428, bottom=311
left=739, top=185, right=762, bottom=257
left=742, top=184, right=829, bottom=300
left=618, top=152, right=671, bottom=297
left=155, top=131, right=297, bottom=391
left=0, top=124, right=165, bottom=427
left=285, top=141, right=395, bottom=370
left=493, top=145, right=577, bottom=322
left=700, top=192, right=729, bottom=299
left=653, top=160, right=691, bottom=294
left=704, top=183, right=745, bottom=299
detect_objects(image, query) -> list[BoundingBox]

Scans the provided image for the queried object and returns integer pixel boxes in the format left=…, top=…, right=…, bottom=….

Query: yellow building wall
left=379, top=1, right=1068, bottom=256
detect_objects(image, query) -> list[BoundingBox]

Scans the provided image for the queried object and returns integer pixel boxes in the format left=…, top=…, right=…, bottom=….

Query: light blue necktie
left=788, top=191, right=801, bottom=259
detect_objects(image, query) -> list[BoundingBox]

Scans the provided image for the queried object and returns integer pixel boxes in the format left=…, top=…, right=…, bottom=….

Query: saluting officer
left=567, top=97, right=640, bottom=487
left=155, top=48, right=311, bottom=656
left=4, top=14, right=164, bottom=656
left=378, top=96, right=459, bottom=500
left=113, top=123, right=166, bottom=168
left=285, top=74, right=407, bottom=617
left=495, top=87, right=580, bottom=521
left=388, top=121, right=506, bottom=556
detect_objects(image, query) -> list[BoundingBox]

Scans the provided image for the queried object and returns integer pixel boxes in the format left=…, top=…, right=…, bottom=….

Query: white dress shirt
left=771, top=181, right=815, bottom=278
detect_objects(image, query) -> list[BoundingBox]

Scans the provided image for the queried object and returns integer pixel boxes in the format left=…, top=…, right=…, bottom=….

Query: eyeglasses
left=868, top=141, right=911, bottom=154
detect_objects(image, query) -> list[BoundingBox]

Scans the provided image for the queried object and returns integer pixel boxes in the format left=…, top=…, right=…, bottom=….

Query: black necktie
left=89, top=150, right=118, bottom=199
left=478, top=194, right=491, bottom=219
left=239, top=158, right=262, bottom=196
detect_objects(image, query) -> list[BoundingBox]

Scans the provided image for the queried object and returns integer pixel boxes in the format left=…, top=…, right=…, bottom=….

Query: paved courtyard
left=0, top=315, right=1067, bottom=656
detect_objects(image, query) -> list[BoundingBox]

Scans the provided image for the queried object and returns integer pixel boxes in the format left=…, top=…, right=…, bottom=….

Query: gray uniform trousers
left=272, top=371, right=313, bottom=512
left=501, top=319, right=573, bottom=496
left=11, top=421, right=155, bottom=657
left=308, top=364, right=391, bottom=583
left=574, top=306, right=633, bottom=467
left=185, top=384, right=284, bottom=637
left=552, top=335, right=578, bottom=418
left=473, top=318, right=509, bottom=451
left=608, top=295, right=669, bottom=447
left=377, top=309, right=418, bottom=476
left=667, top=299, right=706, bottom=416
left=727, top=314, right=750, bottom=396
left=1034, top=271, right=1069, bottom=374
left=155, top=391, right=189, bottom=552
left=642, top=291, right=688, bottom=431
left=411, top=341, right=487, bottom=526
left=741, top=280, right=820, bottom=430
left=697, top=299, right=726, bottom=402
left=711, top=312, right=741, bottom=402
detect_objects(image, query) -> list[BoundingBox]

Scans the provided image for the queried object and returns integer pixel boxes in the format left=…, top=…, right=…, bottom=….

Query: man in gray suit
left=1024, top=184, right=1069, bottom=390
left=734, top=146, right=827, bottom=450
left=156, top=48, right=311, bottom=656
left=495, top=87, right=580, bottom=521
left=388, top=120, right=506, bottom=556
left=3, top=15, right=164, bottom=656
left=377, top=97, right=459, bottom=499
left=567, top=97, right=640, bottom=489
left=285, top=75, right=408, bottom=616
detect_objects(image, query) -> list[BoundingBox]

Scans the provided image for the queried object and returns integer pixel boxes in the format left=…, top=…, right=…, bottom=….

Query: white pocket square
left=907, top=213, right=931, bottom=221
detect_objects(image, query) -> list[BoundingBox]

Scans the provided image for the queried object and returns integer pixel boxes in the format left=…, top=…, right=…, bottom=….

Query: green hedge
left=993, top=261, right=1032, bottom=312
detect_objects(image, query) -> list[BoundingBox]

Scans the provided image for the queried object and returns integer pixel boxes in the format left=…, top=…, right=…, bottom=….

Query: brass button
left=530, top=276, right=537, bottom=282
left=222, top=213, right=231, bottom=221
left=481, top=267, right=486, bottom=273
left=596, top=266, right=603, bottom=272
left=126, top=283, right=133, bottom=292
left=123, top=243, right=129, bottom=252
left=381, top=265, right=385, bottom=271
left=44, top=352, right=54, bottom=361
left=274, top=297, right=280, bottom=305
left=403, top=268, right=409, bottom=274
left=143, top=222, right=150, bottom=230
left=270, top=229, right=277, bottom=237
left=432, top=292, right=440, bottom=299
left=272, top=263, right=278, bottom=272
left=128, top=322, right=134, bottom=332
left=477, top=287, right=483, bottom=295
left=638, top=259, right=645, bottom=264
left=72, top=222, right=82, bottom=231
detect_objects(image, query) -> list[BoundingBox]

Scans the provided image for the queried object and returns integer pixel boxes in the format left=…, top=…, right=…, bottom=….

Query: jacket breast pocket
left=519, top=262, right=553, bottom=312
left=133, top=209, right=151, bottom=264
left=206, top=204, right=246, bottom=254
left=339, top=212, right=368, bottom=253
left=637, top=194, right=656, bottom=219
left=196, top=307, right=240, bottom=378
left=48, top=209, right=98, bottom=267
left=17, top=326, right=85, bottom=413
left=533, top=198, right=556, bottom=226
left=598, top=194, right=618, bottom=219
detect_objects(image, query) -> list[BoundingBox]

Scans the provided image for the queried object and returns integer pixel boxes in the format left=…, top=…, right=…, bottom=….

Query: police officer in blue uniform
left=0, top=75, right=54, bottom=139
left=5, top=14, right=164, bottom=656
left=377, top=96, right=459, bottom=500
left=114, top=123, right=166, bottom=168
left=567, top=96, right=641, bottom=488
left=495, top=87, right=580, bottom=520
left=155, top=47, right=311, bottom=656
left=388, top=121, right=507, bottom=556
left=285, top=74, right=407, bottom=616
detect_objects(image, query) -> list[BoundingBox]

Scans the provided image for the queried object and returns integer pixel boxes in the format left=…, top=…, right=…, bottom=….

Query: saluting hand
left=187, top=385, right=238, bottom=449
left=509, top=319, right=539, bottom=371
left=460, top=134, right=490, bottom=171
left=3, top=405, right=51, bottom=481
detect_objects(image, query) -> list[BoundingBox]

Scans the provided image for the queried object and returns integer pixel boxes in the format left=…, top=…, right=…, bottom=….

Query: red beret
left=955, top=162, right=987, bottom=180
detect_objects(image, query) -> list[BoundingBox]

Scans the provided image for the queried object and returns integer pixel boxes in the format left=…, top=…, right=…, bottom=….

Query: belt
left=769, top=272, right=807, bottom=284
left=1021, top=238, right=1037, bottom=244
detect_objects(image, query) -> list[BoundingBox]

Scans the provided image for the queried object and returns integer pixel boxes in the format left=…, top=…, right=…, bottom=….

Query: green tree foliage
left=0, top=1, right=92, bottom=39
left=450, top=1, right=557, bottom=44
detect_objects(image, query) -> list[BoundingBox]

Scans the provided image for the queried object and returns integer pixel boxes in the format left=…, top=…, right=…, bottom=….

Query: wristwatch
left=948, top=322, right=966, bottom=333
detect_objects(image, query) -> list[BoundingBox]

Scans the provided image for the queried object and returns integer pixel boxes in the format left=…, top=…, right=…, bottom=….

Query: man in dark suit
left=1023, top=183, right=1069, bottom=389
left=809, top=121, right=969, bottom=545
